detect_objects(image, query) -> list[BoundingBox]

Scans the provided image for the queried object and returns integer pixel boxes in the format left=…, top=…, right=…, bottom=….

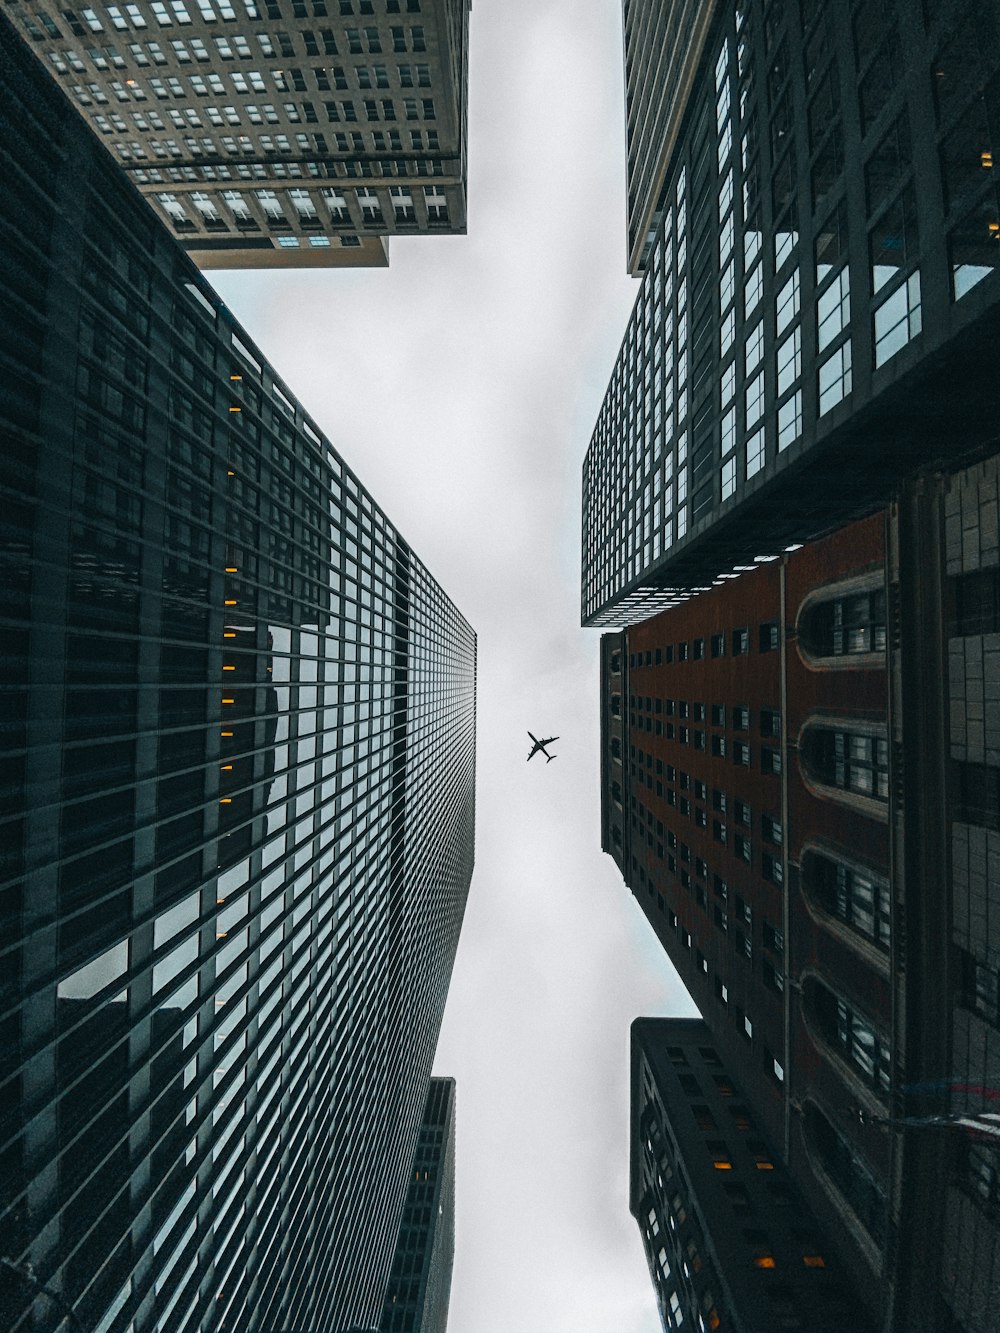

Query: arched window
left=808, top=978, right=891, bottom=1096
left=805, top=1103, right=886, bottom=1246
left=797, top=577, right=886, bottom=662
left=802, top=848, right=890, bottom=950
left=800, top=724, right=888, bottom=802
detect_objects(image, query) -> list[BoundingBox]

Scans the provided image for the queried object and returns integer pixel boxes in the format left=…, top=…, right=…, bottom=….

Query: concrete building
left=0, top=23, right=475, bottom=1333
left=379, top=1077, right=456, bottom=1333
left=583, top=0, right=1000, bottom=627
left=631, top=1017, right=871, bottom=1333
left=6, top=0, right=470, bottom=268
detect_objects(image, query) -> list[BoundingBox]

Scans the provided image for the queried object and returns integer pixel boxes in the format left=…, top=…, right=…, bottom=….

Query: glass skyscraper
left=0, top=21, right=475, bottom=1333
left=582, top=0, right=1000, bottom=628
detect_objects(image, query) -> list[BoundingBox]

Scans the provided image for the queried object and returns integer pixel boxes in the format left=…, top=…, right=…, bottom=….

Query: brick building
left=606, top=491, right=1000, bottom=1328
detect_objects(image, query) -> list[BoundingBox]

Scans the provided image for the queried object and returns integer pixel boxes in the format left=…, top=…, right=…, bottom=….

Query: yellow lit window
left=229, top=406, right=242, bottom=413
left=224, top=599, right=238, bottom=606
left=230, top=374, right=242, bottom=381
left=221, top=764, right=233, bottom=771
left=983, top=152, right=994, bottom=168
left=754, top=1160, right=774, bottom=1170
left=222, top=698, right=235, bottom=705
left=223, top=665, right=236, bottom=671
left=225, top=566, right=238, bottom=573
left=753, top=1254, right=775, bottom=1269
left=227, top=469, right=236, bottom=476
left=712, top=1160, right=733, bottom=1170
left=219, top=797, right=232, bottom=804
left=709, top=1313, right=721, bottom=1331
left=803, top=1254, right=826, bottom=1268
left=220, top=730, right=233, bottom=737
left=224, top=631, right=236, bottom=639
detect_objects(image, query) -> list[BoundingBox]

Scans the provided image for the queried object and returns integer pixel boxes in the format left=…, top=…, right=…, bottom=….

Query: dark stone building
left=378, top=1077, right=456, bottom=1333
left=631, top=1017, right=871, bottom=1333
left=6, top=0, right=471, bottom=268
left=0, top=22, right=475, bottom=1333
left=583, top=0, right=1000, bottom=626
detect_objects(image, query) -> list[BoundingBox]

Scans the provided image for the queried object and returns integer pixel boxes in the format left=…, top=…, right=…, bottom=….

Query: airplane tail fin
left=546, top=754, right=556, bottom=763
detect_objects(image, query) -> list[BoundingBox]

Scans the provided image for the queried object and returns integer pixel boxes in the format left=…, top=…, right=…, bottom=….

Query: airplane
left=527, top=731, right=559, bottom=763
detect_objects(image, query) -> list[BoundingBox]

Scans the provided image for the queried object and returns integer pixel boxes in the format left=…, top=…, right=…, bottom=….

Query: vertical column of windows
left=717, top=32, right=738, bottom=501
left=675, top=167, right=689, bottom=542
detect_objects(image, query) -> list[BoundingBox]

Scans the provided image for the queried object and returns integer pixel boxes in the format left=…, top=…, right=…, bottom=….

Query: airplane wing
left=541, top=736, right=559, bottom=746
left=527, top=731, right=539, bottom=745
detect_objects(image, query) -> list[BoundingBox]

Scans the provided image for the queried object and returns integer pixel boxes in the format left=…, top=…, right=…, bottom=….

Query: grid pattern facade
left=632, top=1019, right=869, bottom=1333
left=602, top=516, right=905, bottom=1319
left=0, top=25, right=475, bottom=1333
left=623, top=0, right=718, bottom=276
left=582, top=0, right=1000, bottom=627
left=379, top=1077, right=456, bottom=1333
left=7, top=0, right=470, bottom=268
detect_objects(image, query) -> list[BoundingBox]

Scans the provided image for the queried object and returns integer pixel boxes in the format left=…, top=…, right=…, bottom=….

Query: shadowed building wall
left=378, top=1077, right=456, bottom=1333
left=631, top=1017, right=872, bottom=1333
left=0, top=22, right=475, bottom=1333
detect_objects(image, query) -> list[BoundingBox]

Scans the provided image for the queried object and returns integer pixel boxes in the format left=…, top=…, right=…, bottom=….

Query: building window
left=802, top=726, right=888, bottom=801
left=745, top=371, right=764, bottom=427
left=954, top=761, right=1000, bottom=831
left=746, top=426, right=765, bottom=478
left=761, top=851, right=783, bottom=883
left=732, top=628, right=749, bottom=655
left=711, top=633, right=726, bottom=659
left=776, top=326, right=801, bottom=395
left=776, top=267, right=800, bottom=336
left=874, top=270, right=922, bottom=367
left=953, top=569, right=1000, bottom=636
left=760, top=708, right=781, bottom=738
left=813, top=983, right=891, bottom=1094
left=761, top=747, right=782, bottom=775
left=800, top=586, right=887, bottom=657
left=733, top=706, right=750, bottom=730
left=777, top=389, right=802, bottom=451
left=759, top=621, right=779, bottom=652
left=817, top=264, right=850, bottom=352
left=763, top=922, right=784, bottom=955
left=804, top=849, right=890, bottom=950
left=818, top=340, right=852, bottom=415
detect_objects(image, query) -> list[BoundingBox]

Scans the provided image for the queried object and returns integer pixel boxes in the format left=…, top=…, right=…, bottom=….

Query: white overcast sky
left=214, top=2, right=697, bottom=1328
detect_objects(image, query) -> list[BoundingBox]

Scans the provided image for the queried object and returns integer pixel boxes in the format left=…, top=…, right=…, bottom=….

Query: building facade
left=0, top=24, right=475, bottom=1333
left=604, top=498, right=1000, bottom=1329
left=622, top=0, right=718, bottom=277
left=7, top=0, right=470, bottom=268
left=378, top=1077, right=456, bottom=1333
left=631, top=1017, right=871, bottom=1333
left=583, top=0, right=1000, bottom=627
